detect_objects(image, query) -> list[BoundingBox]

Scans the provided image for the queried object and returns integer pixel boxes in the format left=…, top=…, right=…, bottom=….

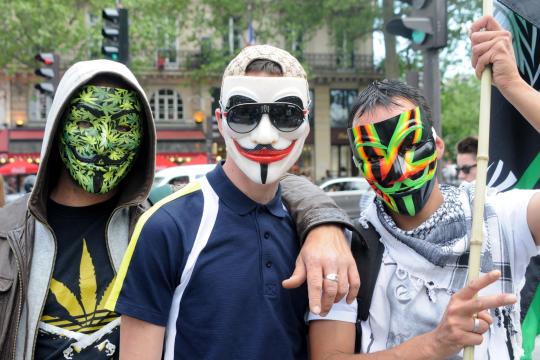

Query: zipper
left=7, top=234, right=23, bottom=360
left=29, top=223, right=57, bottom=360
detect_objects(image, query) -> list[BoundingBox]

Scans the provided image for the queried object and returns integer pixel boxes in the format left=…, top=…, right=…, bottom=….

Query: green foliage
left=0, top=0, right=97, bottom=70
left=0, top=0, right=189, bottom=71
left=0, top=0, right=380, bottom=75
left=440, top=75, right=480, bottom=160
left=439, top=0, right=482, bottom=77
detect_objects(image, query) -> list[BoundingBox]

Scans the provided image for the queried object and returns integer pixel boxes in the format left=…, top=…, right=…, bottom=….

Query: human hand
left=282, top=225, right=360, bottom=315
left=426, top=270, right=517, bottom=359
left=470, top=15, right=522, bottom=92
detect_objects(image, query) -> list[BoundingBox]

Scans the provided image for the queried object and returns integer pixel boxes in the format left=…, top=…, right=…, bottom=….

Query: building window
left=286, top=29, right=304, bottom=60
left=331, top=144, right=353, bottom=177
left=308, top=89, right=315, bottom=126
left=29, top=90, right=52, bottom=123
left=149, top=89, right=184, bottom=121
left=223, top=16, right=242, bottom=54
left=156, top=19, right=179, bottom=70
left=336, top=30, right=354, bottom=69
left=330, top=89, right=357, bottom=128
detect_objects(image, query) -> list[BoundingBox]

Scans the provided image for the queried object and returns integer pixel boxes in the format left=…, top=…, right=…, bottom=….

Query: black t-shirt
left=35, top=197, right=120, bottom=360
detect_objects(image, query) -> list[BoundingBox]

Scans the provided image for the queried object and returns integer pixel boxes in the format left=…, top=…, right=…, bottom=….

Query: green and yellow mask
left=347, top=106, right=437, bottom=216
left=58, top=85, right=143, bottom=194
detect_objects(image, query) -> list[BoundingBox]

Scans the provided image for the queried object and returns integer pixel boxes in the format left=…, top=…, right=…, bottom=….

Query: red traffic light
left=35, top=53, right=55, bottom=65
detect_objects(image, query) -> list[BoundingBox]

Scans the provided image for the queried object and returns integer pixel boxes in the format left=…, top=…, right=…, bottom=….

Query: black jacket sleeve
left=280, top=173, right=355, bottom=242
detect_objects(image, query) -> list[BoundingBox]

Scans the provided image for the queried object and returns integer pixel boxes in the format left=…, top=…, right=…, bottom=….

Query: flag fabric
left=489, top=1, right=540, bottom=192
left=491, top=2, right=540, bottom=359
left=245, top=21, right=256, bottom=47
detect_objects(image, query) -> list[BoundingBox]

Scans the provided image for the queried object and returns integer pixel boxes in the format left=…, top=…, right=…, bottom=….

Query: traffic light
left=102, top=8, right=129, bottom=64
left=34, top=53, right=60, bottom=95
left=386, top=0, right=447, bottom=50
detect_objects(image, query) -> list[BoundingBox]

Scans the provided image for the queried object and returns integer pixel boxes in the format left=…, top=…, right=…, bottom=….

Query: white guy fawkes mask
left=220, top=76, right=310, bottom=184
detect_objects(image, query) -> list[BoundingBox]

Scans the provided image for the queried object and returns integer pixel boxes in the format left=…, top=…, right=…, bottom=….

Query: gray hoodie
left=0, top=59, right=155, bottom=360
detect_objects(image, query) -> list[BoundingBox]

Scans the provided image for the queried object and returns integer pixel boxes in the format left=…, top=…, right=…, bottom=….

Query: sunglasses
left=456, top=164, right=477, bottom=174
left=223, top=102, right=307, bottom=134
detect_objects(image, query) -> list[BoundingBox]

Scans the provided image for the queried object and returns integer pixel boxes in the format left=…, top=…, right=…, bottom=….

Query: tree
left=0, top=0, right=189, bottom=72
left=184, top=0, right=379, bottom=77
left=440, top=75, right=480, bottom=160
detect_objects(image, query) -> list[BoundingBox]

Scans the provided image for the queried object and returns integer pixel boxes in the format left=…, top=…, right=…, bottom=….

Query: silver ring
left=325, top=273, right=339, bottom=283
left=472, top=318, right=481, bottom=333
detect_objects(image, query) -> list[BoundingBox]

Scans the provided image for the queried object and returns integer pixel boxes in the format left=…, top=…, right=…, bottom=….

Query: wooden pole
left=463, top=1, right=493, bottom=359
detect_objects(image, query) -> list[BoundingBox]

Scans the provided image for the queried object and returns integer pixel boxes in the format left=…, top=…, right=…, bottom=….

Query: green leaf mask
left=58, top=85, right=143, bottom=194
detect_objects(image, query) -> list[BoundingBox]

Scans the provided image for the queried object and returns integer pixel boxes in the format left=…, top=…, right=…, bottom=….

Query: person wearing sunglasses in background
left=456, top=136, right=478, bottom=183
left=106, top=45, right=357, bottom=360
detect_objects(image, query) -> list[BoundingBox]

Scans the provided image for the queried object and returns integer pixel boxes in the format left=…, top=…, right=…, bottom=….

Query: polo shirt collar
left=206, top=162, right=288, bottom=218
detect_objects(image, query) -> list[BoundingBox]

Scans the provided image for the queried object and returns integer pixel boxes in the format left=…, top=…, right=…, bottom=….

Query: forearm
left=120, top=315, right=165, bottom=360
left=280, top=173, right=354, bottom=241
left=499, top=78, right=540, bottom=133
left=310, top=321, right=439, bottom=360
left=323, top=333, right=439, bottom=360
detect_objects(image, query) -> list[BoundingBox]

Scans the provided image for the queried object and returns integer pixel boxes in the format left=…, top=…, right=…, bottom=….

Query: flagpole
left=463, top=1, right=493, bottom=359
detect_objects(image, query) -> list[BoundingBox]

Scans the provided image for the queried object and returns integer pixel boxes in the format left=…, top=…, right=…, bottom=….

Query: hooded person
left=0, top=59, right=156, bottom=359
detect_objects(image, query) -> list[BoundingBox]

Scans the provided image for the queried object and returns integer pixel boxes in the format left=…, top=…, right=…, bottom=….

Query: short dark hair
left=245, top=59, right=283, bottom=76
left=348, top=79, right=433, bottom=128
left=456, top=136, right=478, bottom=155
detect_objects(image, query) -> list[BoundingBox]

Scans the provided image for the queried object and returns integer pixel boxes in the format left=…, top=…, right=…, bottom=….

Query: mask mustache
left=68, top=144, right=129, bottom=165
left=247, top=144, right=278, bottom=152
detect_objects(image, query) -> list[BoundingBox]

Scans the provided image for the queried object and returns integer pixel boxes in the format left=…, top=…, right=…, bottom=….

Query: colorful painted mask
left=58, top=85, right=143, bottom=194
left=220, top=76, right=310, bottom=184
left=347, top=106, right=437, bottom=216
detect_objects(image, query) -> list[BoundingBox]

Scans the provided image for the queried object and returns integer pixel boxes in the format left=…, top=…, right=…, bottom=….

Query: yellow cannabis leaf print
left=42, top=239, right=118, bottom=333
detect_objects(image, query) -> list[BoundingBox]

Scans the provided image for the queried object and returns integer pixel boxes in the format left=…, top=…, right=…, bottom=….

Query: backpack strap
left=351, top=220, right=384, bottom=353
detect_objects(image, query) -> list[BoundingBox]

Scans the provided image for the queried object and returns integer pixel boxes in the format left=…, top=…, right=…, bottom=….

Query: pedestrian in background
left=456, top=136, right=478, bottom=183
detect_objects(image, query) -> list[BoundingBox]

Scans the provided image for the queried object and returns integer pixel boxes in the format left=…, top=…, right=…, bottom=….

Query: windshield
left=152, top=177, right=165, bottom=188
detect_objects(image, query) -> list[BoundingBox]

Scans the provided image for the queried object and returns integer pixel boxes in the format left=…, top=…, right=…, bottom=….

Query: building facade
left=0, top=15, right=382, bottom=183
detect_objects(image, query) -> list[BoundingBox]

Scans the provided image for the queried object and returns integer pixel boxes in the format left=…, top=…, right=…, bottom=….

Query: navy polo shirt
left=107, top=164, right=308, bottom=359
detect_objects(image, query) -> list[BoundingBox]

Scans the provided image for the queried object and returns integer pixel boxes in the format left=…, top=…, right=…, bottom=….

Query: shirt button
left=264, top=232, right=270, bottom=239
left=266, top=261, right=273, bottom=268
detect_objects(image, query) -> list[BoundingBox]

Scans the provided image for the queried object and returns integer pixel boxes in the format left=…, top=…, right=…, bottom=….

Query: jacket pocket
left=0, top=238, right=14, bottom=292
left=0, top=262, right=16, bottom=353
left=0, top=275, right=12, bottom=292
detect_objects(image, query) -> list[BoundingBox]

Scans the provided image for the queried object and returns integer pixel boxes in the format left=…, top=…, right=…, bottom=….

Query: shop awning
left=156, top=156, right=177, bottom=171
left=0, top=159, right=39, bottom=175
left=156, top=153, right=209, bottom=170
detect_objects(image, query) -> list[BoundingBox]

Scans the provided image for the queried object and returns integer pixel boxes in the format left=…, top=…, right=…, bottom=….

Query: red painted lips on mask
left=234, top=140, right=297, bottom=164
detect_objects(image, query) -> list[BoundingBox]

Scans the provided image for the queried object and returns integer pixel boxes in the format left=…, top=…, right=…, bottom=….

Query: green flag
left=492, top=2, right=540, bottom=359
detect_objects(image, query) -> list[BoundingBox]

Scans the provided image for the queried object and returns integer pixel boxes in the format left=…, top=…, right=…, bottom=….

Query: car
left=152, top=164, right=216, bottom=189
left=319, top=177, right=373, bottom=219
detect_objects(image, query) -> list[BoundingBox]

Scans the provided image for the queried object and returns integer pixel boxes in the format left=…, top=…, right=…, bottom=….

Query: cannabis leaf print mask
left=58, top=85, right=143, bottom=194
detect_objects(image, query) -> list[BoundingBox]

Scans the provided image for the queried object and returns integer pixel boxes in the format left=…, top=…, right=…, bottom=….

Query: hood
left=29, top=60, right=156, bottom=223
